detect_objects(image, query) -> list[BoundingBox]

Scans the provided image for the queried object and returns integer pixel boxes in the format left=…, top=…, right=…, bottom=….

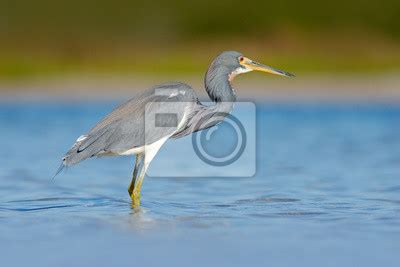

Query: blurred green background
left=1, top=0, right=400, bottom=80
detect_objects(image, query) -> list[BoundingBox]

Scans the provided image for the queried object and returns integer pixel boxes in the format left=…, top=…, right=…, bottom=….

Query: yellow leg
left=128, top=154, right=143, bottom=198
left=129, top=153, right=150, bottom=209
left=131, top=178, right=143, bottom=209
left=129, top=154, right=146, bottom=209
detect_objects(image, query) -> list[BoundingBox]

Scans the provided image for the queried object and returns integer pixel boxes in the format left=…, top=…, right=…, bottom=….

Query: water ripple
left=235, top=197, right=300, bottom=204
left=0, top=196, right=129, bottom=213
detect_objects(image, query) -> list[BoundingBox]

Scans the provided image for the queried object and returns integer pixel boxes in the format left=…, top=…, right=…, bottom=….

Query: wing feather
left=63, top=82, right=198, bottom=166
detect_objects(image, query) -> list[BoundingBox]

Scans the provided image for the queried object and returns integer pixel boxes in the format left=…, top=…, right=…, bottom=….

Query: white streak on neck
left=228, top=67, right=252, bottom=82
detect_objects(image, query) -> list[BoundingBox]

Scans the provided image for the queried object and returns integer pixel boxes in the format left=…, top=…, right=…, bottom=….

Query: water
left=0, top=101, right=399, bottom=267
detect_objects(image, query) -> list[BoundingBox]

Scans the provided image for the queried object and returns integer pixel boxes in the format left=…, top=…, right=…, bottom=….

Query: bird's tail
left=55, top=131, right=108, bottom=177
left=63, top=141, right=96, bottom=166
left=52, top=138, right=91, bottom=180
left=52, top=149, right=79, bottom=180
left=52, top=161, right=65, bottom=180
left=53, top=128, right=113, bottom=179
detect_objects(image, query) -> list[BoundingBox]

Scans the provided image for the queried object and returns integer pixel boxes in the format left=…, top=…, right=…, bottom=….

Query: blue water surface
left=0, top=101, right=399, bottom=267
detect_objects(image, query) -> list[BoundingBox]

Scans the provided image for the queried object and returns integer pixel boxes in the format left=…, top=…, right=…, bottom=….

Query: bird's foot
left=130, top=190, right=141, bottom=209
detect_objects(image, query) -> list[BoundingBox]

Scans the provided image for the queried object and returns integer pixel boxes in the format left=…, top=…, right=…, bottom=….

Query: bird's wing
left=90, top=82, right=196, bottom=133
left=64, top=82, right=197, bottom=165
left=103, top=88, right=197, bottom=153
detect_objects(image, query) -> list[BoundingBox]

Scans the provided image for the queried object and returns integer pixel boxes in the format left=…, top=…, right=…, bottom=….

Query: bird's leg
left=128, top=154, right=143, bottom=198
left=131, top=160, right=148, bottom=209
left=130, top=138, right=166, bottom=208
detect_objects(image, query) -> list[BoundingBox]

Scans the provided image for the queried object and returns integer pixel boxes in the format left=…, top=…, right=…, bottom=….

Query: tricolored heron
left=59, top=51, right=294, bottom=207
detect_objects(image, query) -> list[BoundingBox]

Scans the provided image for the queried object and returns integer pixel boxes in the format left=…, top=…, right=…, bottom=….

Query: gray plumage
left=59, top=50, right=293, bottom=174
left=63, top=82, right=198, bottom=165
left=62, top=51, right=244, bottom=167
left=55, top=50, right=294, bottom=206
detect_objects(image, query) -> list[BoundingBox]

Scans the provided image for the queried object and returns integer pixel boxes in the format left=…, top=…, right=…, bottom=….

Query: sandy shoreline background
left=1, top=74, right=399, bottom=103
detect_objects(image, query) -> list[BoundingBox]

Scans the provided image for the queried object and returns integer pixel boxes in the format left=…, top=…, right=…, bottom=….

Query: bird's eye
left=239, top=56, right=244, bottom=62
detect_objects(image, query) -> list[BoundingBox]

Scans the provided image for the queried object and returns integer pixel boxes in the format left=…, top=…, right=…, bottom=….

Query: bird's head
left=212, top=51, right=294, bottom=81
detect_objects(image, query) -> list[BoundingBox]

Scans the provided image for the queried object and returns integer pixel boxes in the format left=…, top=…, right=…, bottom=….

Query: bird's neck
left=204, top=67, right=237, bottom=103
left=171, top=67, right=237, bottom=139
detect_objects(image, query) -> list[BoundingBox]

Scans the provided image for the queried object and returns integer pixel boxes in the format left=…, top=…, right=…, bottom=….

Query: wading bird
left=59, top=51, right=293, bottom=207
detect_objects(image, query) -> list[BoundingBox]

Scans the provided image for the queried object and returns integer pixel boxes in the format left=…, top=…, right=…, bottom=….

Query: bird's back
left=62, top=82, right=197, bottom=166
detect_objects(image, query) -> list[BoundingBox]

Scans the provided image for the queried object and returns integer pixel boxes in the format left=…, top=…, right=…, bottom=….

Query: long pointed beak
left=241, top=58, right=295, bottom=77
